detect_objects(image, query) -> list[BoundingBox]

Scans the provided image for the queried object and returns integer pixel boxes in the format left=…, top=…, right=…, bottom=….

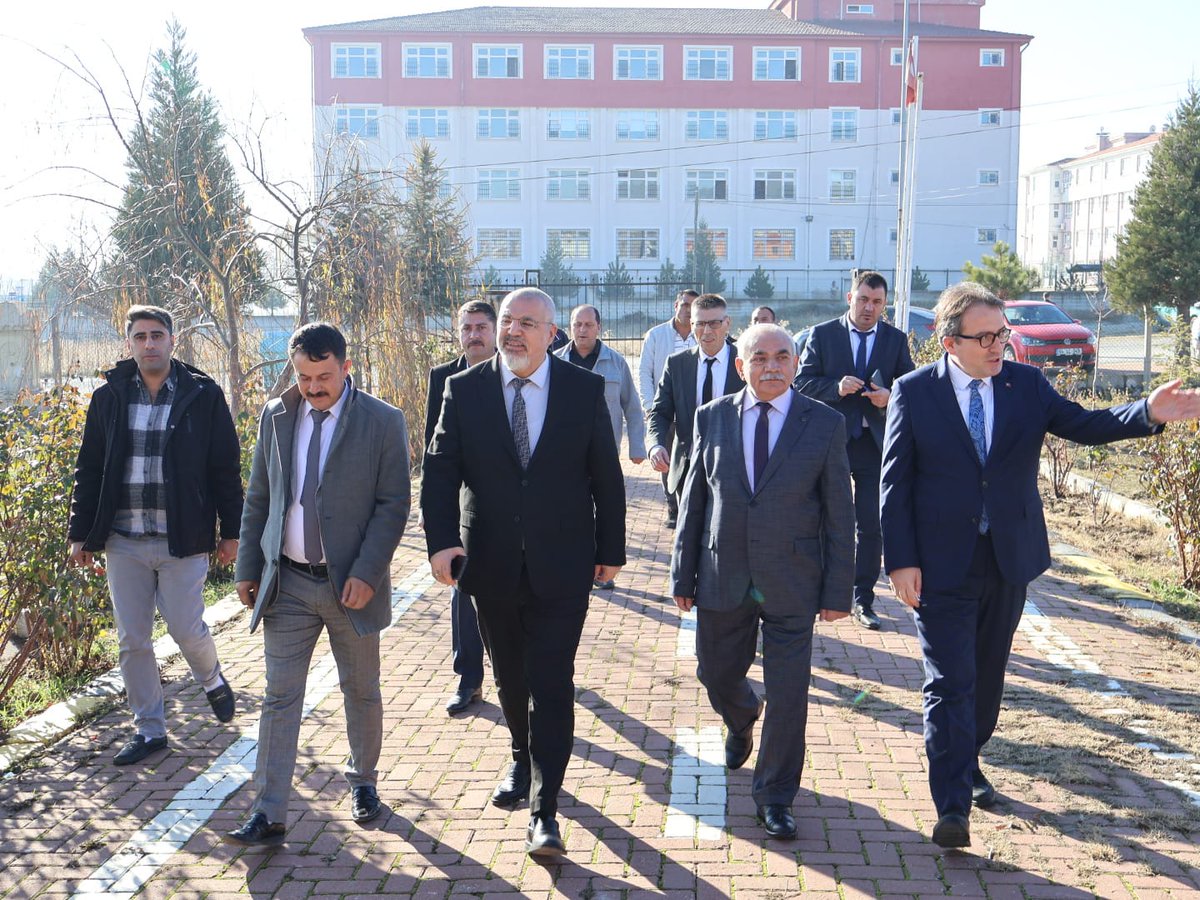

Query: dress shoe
left=757, top=804, right=797, bottom=839
left=445, top=685, right=482, bottom=715
left=972, top=769, right=997, bottom=808
left=593, top=577, right=615, bottom=590
left=664, top=512, right=677, bottom=529
left=931, top=813, right=971, bottom=848
left=113, top=734, right=168, bottom=766
left=205, top=678, right=236, bottom=723
left=852, top=604, right=881, bottom=630
left=222, top=812, right=286, bottom=848
left=525, top=815, right=566, bottom=857
left=491, top=761, right=531, bottom=808
left=351, top=785, right=382, bottom=823
left=725, top=698, right=764, bottom=770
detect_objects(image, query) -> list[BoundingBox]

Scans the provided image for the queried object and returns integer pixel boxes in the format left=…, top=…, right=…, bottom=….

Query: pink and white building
left=303, top=1, right=1030, bottom=291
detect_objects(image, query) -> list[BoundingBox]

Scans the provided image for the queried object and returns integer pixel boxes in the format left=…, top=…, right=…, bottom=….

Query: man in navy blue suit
left=881, top=281, right=1200, bottom=849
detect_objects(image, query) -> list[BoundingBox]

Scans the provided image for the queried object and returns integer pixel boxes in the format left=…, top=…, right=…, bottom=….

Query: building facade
left=304, top=1, right=1029, bottom=294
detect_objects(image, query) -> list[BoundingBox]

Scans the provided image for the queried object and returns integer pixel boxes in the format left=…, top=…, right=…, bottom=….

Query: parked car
left=1003, top=300, right=1095, bottom=372
left=885, top=305, right=937, bottom=345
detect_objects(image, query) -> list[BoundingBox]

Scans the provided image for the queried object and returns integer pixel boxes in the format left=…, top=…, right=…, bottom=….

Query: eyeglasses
left=499, top=316, right=550, bottom=331
left=954, top=327, right=1012, bottom=348
left=694, top=317, right=727, bottom=331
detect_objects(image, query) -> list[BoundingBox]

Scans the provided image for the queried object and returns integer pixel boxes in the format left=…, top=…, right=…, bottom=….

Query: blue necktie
left=753, top=401, right=771, bottom=489
left=968, top=379, right=989, bottom=534
left=848, top=329, right=870, bottom=440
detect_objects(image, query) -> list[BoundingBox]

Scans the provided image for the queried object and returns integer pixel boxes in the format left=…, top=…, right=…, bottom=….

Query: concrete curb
left=0, top=594, right=246, bottom=775
left=1039, top=458, right=1169, bottom=528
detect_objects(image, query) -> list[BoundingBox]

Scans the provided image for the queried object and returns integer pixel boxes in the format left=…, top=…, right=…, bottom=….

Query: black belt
left=281, top=556, right=329, bottom=579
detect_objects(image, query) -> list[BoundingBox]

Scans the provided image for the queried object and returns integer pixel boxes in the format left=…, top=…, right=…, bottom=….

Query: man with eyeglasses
left=422, top=288, right=626, bottom=858
left=880, top=281, right=1200, bottom=850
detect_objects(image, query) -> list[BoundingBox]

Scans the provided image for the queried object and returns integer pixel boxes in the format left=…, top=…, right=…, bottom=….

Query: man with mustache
left=224, top=322, right=410, bottom=846
left=422, top=288, right=626, bottom=857
left=422, top=300, right=497, bottom=715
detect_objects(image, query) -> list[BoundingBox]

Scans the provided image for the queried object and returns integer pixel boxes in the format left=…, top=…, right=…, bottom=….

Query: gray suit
left=236, top=377, right=410, bottom=822
left=672, top=388, right=854, bottom=807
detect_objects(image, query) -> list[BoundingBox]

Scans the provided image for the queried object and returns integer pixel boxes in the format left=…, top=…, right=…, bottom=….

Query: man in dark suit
left=422, top=299, right=497, bottom=716
left=648, top=293, right=745, bottom=516
left=881, top=282, right=1200, bottom=849
left=796, top=270, right=914, bottom=630
left=672, top=324, right=854, bottom=839
left=421, top=288, right=626, bottom=858
left=224, top=323, right=410, bottom=847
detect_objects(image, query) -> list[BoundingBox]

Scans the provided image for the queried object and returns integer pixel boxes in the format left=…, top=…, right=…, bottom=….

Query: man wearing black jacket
left=68, top=306, right=243, bottom=766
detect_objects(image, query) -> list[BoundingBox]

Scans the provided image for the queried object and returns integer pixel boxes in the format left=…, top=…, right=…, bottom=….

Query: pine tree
left=910, top=266, right=931, bottom=291
left=743, top=266, right=775, bottom=300
left=601, top=260, right=635, bottom=302
left=962, top=242, right=1038, bottom=300
left=538, top=236, right=580, bottom=301
left=656, top=259, right=685, bottom=303
left=685, top=220, right=726, bottom=294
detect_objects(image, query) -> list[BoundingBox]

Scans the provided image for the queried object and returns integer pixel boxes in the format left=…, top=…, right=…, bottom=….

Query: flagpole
left=898, top=71, right=923, bottom=333
left=894, top=0, right=913, bottom=331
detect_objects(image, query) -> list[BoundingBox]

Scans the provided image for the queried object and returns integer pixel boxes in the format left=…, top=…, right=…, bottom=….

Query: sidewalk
left=2, top=459, right=1199, bottom=899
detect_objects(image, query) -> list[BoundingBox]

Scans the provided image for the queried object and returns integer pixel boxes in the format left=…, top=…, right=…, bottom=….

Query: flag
left=904, top=37, right=919, bottom=106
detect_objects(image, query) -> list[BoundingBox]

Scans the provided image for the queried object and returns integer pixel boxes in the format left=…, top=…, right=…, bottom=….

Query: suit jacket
left=671, top=388, right=854, bottom=613
left=423, top=354, right=469, bottom=450
left=795, top=316, right=915, bottom=451
left=236, top=377, right=411, bottom=635
left=648, top=344, right=745, bottom=493
left=421, top=354, right=626, bottom=599
left=880, top=356, right=1163, bottom=592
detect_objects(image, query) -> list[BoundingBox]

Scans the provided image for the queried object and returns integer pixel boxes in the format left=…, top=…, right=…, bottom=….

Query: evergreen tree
left=962, top=242, right=1038, bottom=300
left=601, top=260, right=635, bottom=302
left=684, top=220, right=726, bottom=294
left=538, top=236, right=580, bottom=301
left=656, top=258, right=685, bottom=303
left=910, top=266, right=931, bottom=291
left=743, top=266, right=775, bottom=300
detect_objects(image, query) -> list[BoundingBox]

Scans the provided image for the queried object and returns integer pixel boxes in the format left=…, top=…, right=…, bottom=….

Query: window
left=830, top=108, right=859, bottom=142
left=547, top=229, right=591, bottom=259
left=1119, top=158, right=1127, bottom=176
left=685, top=46, right=732, bottom=80
left=754, top=110, right=797, bottom=140
left=685, top=169, right=729, bottom=201
left=890, top=169, right=900, bottom=185
left=477, top=169, right=520, bottom=201
left=335, top=105, right=381, bottom=137
left=829, top=48, right=861, bottom=83
left=753, top=229, right=796, bottom=260
left=475, top=44, right=522, bottom=78
left=616, top=169, right=660, bottom=200
left=332, top=44, right=381, bottom=78
left=547, top=109, right=591, bottom=139
left=405, top=108, right=449, bottom=139
left=890, top=47, right=903, bottom=66
left=546, top=45, right=593, bottom=79
left=616, top=110, right=659, bottom=140
left=614, top=45, right=662, bottom=80
left=403, top=44, right=450, bottom=78
left=890, top=107, right=902, bottom=125
left=1104, top=161, right=1112, bottom=178
left=753, top=169, right=795, bottom=201
left=546, top=169, right=590, bottom=200
left=888, top=228, right=898, bottom=243
left=754, top=47, right=799, bottom=81
left=1089, top=166, right=1097, bottom=183
left=478, top=228, right=522, bottom=258
left=686, top=110, right=729, bottom=140
left=829, top=229, right=856, bottom=260
left=685, top=229, right=729, bottom=259
left=477, top=108, right=520, bottom=138
left=846, top=3, right=875, bottom=12
left=978, top=169, right=1000, bottom=186
left=616, top=229, right=660, bottom=259
left=979, top=108, right=1001, bottom=126
left=977, top=228, right=998, bottom=244
left=829, top=169, right=856, bottom=202
left=980, top=49, right=1005, bottom=67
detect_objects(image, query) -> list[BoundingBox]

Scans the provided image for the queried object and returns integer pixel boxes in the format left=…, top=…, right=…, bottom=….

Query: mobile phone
left=450, top=554, right=468, bottom=581
left=870, top=369, right=887, bottom=390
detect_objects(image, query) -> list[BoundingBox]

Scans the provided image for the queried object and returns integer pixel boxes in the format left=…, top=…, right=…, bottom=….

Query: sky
left=0, top=0, right=1196, bottom=284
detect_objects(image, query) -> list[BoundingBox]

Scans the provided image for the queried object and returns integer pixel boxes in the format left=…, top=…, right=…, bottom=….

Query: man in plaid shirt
left=68, top=306, right=244, bottom=766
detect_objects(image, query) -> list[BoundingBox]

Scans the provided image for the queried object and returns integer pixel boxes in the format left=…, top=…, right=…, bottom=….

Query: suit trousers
left=451, top=586, right=485, bottom=691
left=913, top=533, right=1025, bottom=817
left=696, top=594, right=815, bottom=807
left=474, top=565, right=588, bottom=819
left=253, top=565, right=382, bottom=823
left=846, top=432, right=883, bottom=611
left=660, top=422, right=678, bottom=517
left=104, top=534, right=219, bottom=740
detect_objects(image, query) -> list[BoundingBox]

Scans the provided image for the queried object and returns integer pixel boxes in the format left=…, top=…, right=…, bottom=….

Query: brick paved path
left=2, top=460, right=1199, bottom=898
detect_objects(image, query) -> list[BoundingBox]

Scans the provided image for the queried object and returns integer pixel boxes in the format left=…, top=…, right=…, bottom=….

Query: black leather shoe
left=205, top=679, right=236, bottom=723
left=526, top=815, right=566, bottom=857
left=725, top=699, right=764, bottom=770
left=491, top=761, right=531, bottom=808
left=351, top=785, right=382, bottom=823
left=931, top=813, right=971, bottom=848
left=852, top=604, right=881, bottom=630
left=222, top=812, right=286, bottom=848
left=757, top=804, right=797, bottom=839
left=113, top=734, right=168, bottom=766
left=664, top=513, right=677, bottom=529
left=445, top=686, right=482, bottom=715
left=972, top=769, right=997, bottom=808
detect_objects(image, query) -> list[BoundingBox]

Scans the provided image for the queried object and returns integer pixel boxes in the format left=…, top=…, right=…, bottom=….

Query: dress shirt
left=694, top=344, right=732, bottom=409
left=845, top=315, right=877, bottom=366
left=741, top=386, right=793, bottom=491
left=499, top=353, right=551, bottom=456
left=283, top=381, right=350, bottom=563
left=945, top=357, right=995, bottom=452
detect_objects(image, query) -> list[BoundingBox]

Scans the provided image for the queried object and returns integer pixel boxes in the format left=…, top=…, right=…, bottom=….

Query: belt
left=281, top=556, right=329, bottom=579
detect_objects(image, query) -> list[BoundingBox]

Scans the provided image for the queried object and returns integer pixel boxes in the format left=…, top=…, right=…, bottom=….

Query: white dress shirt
left=742, top=386, right=793, bottom=491
left=499, top=353, right=551, bottom=456
left=946, top=356, right=994, bottom=452
left=283, top=382, right=350, bottom=563
left=694, top=343, right=732, bottom=408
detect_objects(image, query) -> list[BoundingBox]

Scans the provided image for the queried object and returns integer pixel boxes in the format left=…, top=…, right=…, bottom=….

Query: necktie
left=511, top=377, right=532, bottom=468
left=702, top=357, right=717, bottom=405
left=968, top=378, right=989, bottom=533
left=753, top=401, right=771, bottom=490
left=852, top=328, right=870, bottom=380
left=301, top=408, right=330, bottom=564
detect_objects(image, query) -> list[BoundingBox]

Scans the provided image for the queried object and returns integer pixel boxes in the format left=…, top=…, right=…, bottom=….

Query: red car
left=1003, top=301, right=1096, bottom=372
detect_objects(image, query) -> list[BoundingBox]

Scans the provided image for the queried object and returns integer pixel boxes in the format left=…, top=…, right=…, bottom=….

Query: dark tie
left=301, top=408, right=330, bottom=564
left=852, top=328, right=870, bottom=380
left=702, top=357, right=717, bottom=405
left=753, top=401, right=771, bottom=489
left=968, top=378, right=990, bottom=533
left=511, top=377, right=532, bottom=468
